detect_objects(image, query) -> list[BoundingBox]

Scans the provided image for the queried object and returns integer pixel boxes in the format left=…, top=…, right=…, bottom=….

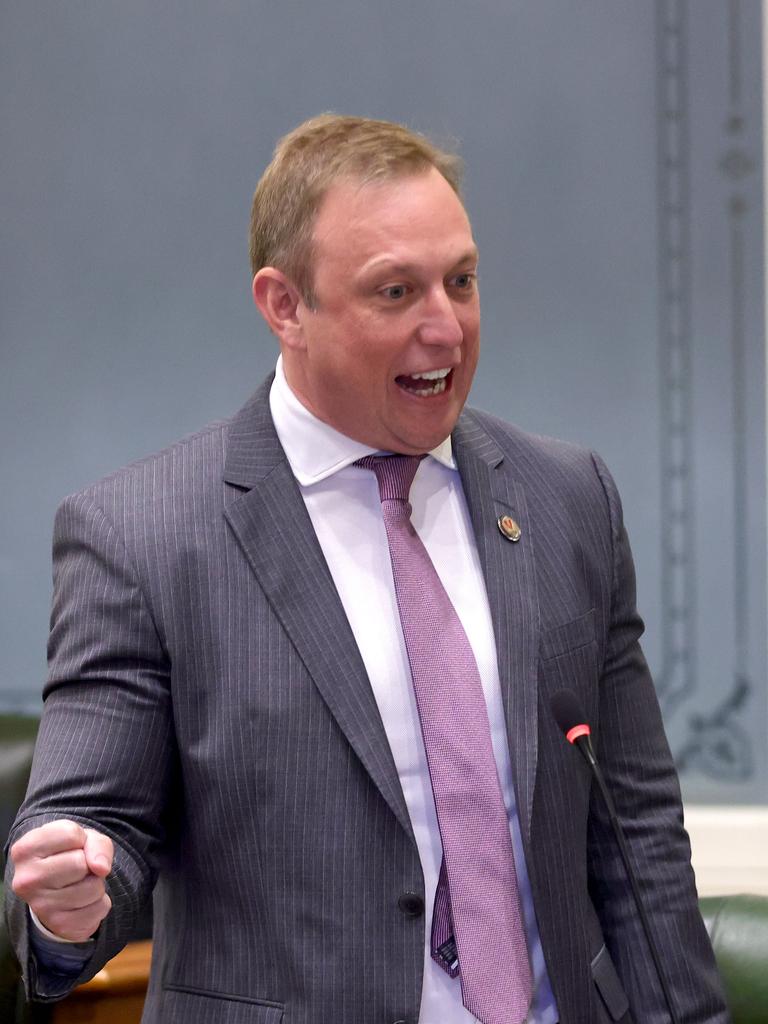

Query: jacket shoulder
left=458, top=406, right=622, bottom=530
left=461, top=406, right=601, bottom=476
left=62, top=418, right=232, bottom=509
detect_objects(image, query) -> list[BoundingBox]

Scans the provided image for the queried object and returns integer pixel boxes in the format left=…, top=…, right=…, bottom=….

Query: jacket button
left=397, top=892, right=424, bottom=918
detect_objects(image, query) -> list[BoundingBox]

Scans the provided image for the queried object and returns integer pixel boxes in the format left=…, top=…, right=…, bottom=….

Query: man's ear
left=252, top=268, right=306, bottom=349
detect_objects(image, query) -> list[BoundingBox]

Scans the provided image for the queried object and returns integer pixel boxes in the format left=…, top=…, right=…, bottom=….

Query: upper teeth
left=410, top=368, right=451, bottom=380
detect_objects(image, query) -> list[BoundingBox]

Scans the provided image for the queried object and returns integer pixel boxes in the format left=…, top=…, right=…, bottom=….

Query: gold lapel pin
left=497, top=514, right=522, bottom=542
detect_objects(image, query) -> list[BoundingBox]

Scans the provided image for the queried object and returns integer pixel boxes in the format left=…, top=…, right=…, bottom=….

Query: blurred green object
left=700, top=893, right=768, bottom=1024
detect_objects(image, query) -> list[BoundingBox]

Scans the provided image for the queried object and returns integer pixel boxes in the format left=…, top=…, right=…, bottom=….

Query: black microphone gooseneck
left=550, top=689, right=681, bottom=1024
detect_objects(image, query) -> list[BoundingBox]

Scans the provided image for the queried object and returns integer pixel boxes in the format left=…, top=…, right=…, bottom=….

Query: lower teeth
left=401, top=379, right=447, bottom=397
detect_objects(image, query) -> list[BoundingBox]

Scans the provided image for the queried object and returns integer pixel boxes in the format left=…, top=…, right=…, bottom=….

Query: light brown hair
left=248, top=114, right=463, bottom=305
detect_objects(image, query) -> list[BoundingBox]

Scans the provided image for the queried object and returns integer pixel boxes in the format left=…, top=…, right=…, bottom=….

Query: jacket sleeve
left=586, top=452, right=731, bottom=1023
left=4, top=489, right=175, bottom=1001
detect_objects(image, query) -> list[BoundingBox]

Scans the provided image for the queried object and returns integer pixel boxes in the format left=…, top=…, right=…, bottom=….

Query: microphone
left=550, top=688, right=598, bottom=768
left=550, top=689, right=681, bottom=1024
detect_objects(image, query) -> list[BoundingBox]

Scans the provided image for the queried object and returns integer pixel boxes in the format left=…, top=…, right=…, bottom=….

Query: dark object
left=397, top=893, right=424, bottom=918
left=550, top=690, right=681, bottom=1024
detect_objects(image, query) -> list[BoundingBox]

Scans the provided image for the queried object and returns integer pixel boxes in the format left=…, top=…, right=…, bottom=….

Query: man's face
left=284, top=167, right=480, bottom=454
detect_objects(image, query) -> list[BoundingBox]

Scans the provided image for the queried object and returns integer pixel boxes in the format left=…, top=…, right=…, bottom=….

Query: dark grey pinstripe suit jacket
left=5, top=379, right=729, bottom=1023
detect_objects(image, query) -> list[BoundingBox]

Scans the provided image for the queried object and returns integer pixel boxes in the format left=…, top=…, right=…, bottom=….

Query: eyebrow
left=362, top=248, right=480, bottom=276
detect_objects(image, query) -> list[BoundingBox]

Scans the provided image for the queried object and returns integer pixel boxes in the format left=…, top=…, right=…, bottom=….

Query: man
left=6, top=115, right=728, bottom=1023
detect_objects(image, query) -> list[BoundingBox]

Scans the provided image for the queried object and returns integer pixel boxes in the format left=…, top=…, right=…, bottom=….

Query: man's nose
left=417, top=288, right=464, bottom=347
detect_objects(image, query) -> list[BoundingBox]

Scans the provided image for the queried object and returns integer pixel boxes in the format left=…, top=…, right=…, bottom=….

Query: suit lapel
left=222, top=382, right=414, bottom=841
left=453, top=412, right=540, bottom=843
left=221, top=386, right=540, bottom=847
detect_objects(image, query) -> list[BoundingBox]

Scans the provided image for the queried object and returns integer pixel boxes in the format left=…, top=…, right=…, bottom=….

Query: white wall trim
left=685, top=806, right=768, bottom=896
left=685, top=6, right=768, bottom=905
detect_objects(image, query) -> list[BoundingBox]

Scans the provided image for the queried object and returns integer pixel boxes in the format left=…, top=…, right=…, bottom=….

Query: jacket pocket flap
left=540, top=608, right=596, bottom=660
left=161, top=986, right=284, bottom=1022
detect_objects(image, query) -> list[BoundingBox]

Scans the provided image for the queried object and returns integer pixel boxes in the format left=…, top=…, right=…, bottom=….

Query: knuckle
left=85, top=826, right=111, bottom=848
left=10, top=870, right=34, bottom=898
left=9, top=834, right=34, bottom=863
left=10, top=820, right=85, bottom=863
left=57, top=820, right=86, bottom=847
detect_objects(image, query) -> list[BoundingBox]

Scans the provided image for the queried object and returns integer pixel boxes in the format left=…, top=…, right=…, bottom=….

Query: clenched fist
left=10, top=820, right=113, bottom=942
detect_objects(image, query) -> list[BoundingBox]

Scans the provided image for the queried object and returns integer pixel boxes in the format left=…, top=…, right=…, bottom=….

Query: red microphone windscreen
left=550, top=688, right=590, bottom=739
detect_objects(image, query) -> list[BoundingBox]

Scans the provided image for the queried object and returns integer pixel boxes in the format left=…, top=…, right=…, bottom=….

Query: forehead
left=311, top=168, right=476, bottom=267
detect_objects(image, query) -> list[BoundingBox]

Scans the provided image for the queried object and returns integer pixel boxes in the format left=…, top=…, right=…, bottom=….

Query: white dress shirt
left=270, top=357, right=557, bottom=1024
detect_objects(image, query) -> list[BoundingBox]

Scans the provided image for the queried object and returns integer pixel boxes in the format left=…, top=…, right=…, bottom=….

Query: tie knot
left=355, top=454, right=424, bottom=503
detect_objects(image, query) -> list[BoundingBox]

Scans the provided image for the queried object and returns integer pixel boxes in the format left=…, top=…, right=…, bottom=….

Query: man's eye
left=381, top=284, right=408, bottom=300
left=451, top=273, right=476, bottom=290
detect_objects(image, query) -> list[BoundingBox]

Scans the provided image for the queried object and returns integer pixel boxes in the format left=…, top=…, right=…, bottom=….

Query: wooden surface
left=50, top=940, right=151, bottom=1024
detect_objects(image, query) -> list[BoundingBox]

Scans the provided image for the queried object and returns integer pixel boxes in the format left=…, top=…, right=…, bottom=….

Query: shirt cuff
left=28, top=908, right=95, bottom=995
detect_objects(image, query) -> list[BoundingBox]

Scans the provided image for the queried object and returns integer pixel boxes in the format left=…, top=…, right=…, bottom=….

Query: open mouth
left=395, top=367, right=453, bottom=397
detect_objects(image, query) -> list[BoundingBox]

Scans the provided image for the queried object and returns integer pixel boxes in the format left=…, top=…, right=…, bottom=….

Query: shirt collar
left=269, top=355, right=456, bottom=486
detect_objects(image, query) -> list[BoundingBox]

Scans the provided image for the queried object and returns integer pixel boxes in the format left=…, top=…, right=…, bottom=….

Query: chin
left=392, top=428, right=454, bottom=455
left=381, top=404, right=464, bottom=454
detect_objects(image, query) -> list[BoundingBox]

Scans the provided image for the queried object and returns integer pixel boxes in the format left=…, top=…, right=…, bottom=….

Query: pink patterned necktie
left=356, top=454, right=532, bottom=1024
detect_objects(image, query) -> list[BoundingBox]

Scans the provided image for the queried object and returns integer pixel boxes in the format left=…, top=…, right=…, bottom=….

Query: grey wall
left=2, top=1, right=765, bottom=803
